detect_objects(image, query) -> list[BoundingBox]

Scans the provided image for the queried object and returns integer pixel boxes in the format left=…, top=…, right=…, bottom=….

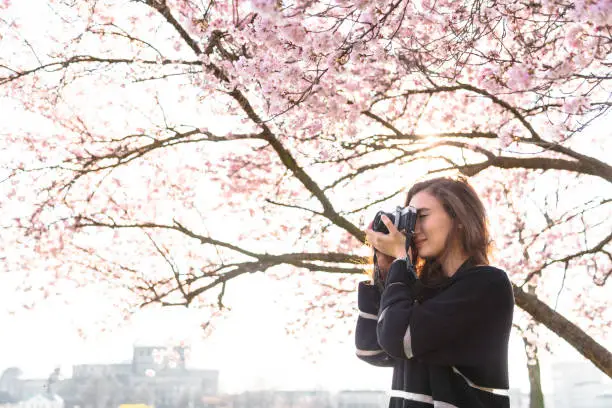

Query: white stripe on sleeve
left=358, top=311, right=378, bottom=320
left=355, top=348, right=385, bottom=356
left=452, top=366, right=509, bottom=397
left=389, top=390, right=459, bottom=408
left=389, top=390, right=433, bottom=404
left=377, top=307, right=388, bottom=323
left=403, top=324, right=414, bottom=359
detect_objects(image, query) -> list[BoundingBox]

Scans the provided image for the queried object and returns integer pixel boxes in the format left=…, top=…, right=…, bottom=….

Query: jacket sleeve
left=376, top=259, right=514, bottom=364
left=355, top=280, right=395, bottom=367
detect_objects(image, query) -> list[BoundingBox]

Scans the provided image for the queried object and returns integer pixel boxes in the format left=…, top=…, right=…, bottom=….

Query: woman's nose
left=414, top=219, right=421, bottom=233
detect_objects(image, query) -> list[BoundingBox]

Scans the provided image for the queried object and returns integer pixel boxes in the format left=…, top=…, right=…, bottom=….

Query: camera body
left=372, top=205, right=418, bottom=236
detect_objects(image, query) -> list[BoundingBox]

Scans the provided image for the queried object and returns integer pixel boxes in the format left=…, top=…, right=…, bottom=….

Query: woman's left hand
left=365, top=215, right=411, bottom=261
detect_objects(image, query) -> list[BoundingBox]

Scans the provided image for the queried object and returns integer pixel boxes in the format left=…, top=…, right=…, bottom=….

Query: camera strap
left=404, top=228, right=415, bottom=268
left=372, top=252, right=385, bottom=293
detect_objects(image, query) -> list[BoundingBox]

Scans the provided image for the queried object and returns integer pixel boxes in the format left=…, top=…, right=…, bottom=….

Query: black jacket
left=355, top=259, right=514, bottom=408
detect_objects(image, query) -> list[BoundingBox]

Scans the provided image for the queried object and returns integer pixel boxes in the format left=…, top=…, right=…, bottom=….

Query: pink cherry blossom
left=506, top=65, right=532, bottom=91
left=563, top=96, right=590, bottom=114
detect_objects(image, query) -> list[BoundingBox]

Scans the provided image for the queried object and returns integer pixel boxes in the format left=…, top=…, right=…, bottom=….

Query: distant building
left=0, top=368, right=23, bottom=399
left=72, top=363, right=132, bottom=380
left=3, top=345, right=219, bottom=408
left=231, top=390, right=333, bottom=408
left=0, top=393, right=63, bottom=408
left=0, top=390, right=17, bottom=407
left=336, top=390, right=388, bottom=408
left=12, top=379, right=48, bottom=401
left=551, top=361, right=612, bottom=408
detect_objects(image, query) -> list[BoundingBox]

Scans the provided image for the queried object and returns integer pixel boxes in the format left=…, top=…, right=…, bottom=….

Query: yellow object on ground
left=118, top=404, right=152, bottom=408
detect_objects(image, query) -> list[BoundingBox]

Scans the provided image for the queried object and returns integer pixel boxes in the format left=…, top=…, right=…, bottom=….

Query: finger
left=382, top=215, right=396, bottom=232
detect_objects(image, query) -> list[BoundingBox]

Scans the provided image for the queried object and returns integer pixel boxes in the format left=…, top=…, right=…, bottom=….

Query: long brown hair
left=405, top=176, right=492, bottom=284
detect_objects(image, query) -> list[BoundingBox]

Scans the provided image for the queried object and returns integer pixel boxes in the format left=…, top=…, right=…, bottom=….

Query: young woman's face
left=408, top=190, right=457, bottom=259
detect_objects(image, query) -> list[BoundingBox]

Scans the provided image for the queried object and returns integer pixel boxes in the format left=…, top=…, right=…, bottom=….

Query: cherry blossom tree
left=1, top=0, right=610, bottom=388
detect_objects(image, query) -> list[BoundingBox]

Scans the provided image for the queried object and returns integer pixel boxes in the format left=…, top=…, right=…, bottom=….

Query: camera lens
left=373, top=211, right=394, bottom=234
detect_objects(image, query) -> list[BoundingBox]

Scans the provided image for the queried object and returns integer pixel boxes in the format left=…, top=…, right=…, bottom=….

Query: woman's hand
left=365, top=215, right=412, bottom=262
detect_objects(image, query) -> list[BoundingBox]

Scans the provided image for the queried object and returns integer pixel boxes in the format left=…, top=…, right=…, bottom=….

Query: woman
left=356, top=176, right=514, bottom=408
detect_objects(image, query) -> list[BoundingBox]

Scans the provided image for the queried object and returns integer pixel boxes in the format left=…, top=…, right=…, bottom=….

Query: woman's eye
left=418, top=214, right=427, bottom=218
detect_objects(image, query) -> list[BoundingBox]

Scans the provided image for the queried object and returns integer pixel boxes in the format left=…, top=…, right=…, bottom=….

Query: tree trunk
left=527, top=356, right=545, bottom=408
left=521, top=330, right=546, bottom=408
left=513, top=284, right=612, bottom=378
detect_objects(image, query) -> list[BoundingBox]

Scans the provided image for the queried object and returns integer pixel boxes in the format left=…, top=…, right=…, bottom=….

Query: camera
left=372, top=206, right=418, bottom=235
left=371, top=206, right=419, bottom=291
